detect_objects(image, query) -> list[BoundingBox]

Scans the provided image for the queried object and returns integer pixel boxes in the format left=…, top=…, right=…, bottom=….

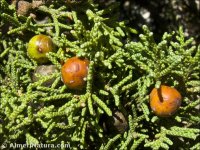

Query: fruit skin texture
left=27, top=34, right=54, bottom=63
left=103, top=111, right=128, bottom=134
left=150, top=85, right=182, bottom=117
left=32, top=65, right=58, bottom=87
left=61, top=57, right=89, bottom=90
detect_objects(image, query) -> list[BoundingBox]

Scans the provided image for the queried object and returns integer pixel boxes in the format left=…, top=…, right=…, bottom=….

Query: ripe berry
left=61, top=57, right=89, bottom=90
left=27, top=34, right=54, bottom=63
left=150, top=85, right=182, bottom=117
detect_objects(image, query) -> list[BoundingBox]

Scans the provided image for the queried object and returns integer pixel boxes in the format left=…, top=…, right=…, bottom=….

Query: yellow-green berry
left=27, top=34, right=54, bottom=63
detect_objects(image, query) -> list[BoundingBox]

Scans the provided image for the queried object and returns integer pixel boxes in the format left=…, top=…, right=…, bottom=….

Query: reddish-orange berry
left=150, top=85, right=182, bottom=117
left=61, top=57, right=89, bottom=90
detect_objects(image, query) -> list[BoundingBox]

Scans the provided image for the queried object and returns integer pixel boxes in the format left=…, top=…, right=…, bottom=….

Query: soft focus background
left=96, top=0, right=200, bottom=44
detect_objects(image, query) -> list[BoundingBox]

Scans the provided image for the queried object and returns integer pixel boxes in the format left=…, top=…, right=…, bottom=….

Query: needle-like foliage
left=0, top=0, right=199, bottom=149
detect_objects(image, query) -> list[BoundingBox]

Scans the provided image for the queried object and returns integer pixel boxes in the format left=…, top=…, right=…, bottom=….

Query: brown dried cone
left=32, top=0, right=45, bottom=9
left=66, top=0, right=84, bottom=5
left=12, top=0, right=46, bottom=16
left=16, top=0, right=32, bottom=16
left=32, top=65, right=59, bottom=87
left=102, top=110, right=128, bottom=134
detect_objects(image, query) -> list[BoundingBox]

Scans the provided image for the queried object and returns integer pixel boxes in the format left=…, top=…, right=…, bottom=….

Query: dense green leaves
left=0, top=0, right=199, bottom=149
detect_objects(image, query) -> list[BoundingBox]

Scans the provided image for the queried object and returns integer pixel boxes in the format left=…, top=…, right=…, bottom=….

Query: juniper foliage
left=0, top=0, right=199, bottom=149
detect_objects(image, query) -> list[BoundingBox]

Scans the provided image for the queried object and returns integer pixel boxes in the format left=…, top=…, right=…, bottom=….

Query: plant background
left=0, top=0, right=199, bottom=150
left=97, top=0, right=200, bottom=44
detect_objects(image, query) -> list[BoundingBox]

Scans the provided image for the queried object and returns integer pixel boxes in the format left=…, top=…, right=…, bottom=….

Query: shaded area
left=97, top=0, right=200, bottom=44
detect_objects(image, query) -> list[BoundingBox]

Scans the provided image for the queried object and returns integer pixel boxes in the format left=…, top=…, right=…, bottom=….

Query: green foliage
left=0, top=0, right=199, bottom=149
left=144, top=126, right=199, bottom=150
